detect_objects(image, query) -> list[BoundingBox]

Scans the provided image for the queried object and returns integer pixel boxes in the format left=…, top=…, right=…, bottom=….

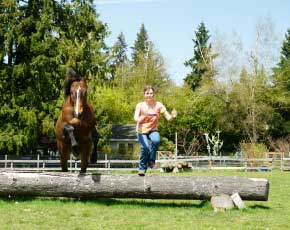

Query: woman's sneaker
left=149, top=162, right=155, bottom=169
left=138, top=169, right=145, bottom=176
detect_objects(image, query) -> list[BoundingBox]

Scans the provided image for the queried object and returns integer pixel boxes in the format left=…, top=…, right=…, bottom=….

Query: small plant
left=204, top=130, right=223, bottom=157
left=239, top=142, right=267, bottom=158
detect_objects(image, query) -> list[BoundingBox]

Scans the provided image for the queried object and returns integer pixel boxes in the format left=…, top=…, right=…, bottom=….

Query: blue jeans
left=137, top=131, right=160, bottom=171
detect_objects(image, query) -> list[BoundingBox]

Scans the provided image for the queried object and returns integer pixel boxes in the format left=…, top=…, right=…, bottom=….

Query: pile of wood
left=160, top=161, right=192, bottom=172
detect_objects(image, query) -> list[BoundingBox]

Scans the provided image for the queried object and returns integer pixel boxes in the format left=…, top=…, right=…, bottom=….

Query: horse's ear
left=82, top=75, right=89, bottom=82
left=67, top=67, right=81, bottom=80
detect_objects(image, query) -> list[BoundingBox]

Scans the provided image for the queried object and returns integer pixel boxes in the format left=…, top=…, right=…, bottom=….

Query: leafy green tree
left=0, top=0, right=108, bottom=155
left=184, top=22, right=217, bottom=90
left=226, top=69, right=273, bottom=144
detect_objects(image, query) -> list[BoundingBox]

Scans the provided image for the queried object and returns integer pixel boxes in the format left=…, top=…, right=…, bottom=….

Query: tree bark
left=0, top=172, right=269, bottom=201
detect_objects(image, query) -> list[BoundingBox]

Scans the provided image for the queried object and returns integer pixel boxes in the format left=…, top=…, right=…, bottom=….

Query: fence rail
left=0, top=155, right=290, bottom=172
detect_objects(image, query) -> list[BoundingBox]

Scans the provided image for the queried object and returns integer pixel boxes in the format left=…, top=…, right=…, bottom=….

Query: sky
left=94, top=0, right=290, bottom=85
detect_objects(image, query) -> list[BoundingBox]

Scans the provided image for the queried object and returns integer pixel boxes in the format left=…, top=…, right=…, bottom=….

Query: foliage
left=0, top=0, right=108, bottom=154
left=239, top=142, right=268, bottom=158
left=270, top=28, right=290, bottom=137
left=112, top=32, right=128, bottom=67
left=131, top=23, right=150, bottom=66
left=1, top=4, right=290, bottom=157
left=184, top=22, right=218, bottom=90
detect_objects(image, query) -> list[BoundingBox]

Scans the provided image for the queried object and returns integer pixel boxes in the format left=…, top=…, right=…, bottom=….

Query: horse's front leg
left=80, top=141, right=93, bottom=174
left=57, top=140, right=70, bottom=172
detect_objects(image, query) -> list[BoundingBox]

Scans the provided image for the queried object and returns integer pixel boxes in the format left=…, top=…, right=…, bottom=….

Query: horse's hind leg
left=90, top=128, right=99, bottom=164
left=80, top=154, right=88, bottom=174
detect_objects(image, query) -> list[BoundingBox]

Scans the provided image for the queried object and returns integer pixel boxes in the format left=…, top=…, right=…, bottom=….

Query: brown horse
left=55, top=79, right=96, bottom=173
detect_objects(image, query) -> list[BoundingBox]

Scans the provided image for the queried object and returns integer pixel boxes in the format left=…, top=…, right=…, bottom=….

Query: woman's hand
left=171, top=109, right=177, bottom=118
left=138, top=115, right=146, bottom=123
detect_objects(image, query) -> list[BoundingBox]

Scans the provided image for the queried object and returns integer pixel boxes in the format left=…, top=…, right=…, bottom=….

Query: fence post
left=175, top=132, right=178, bottom=160
left=105, top=154, right=108, bottom=168
left=70, top=154, right=72, bottom=173
left=280, top=155, right=283, bottom=172
left=244, top=158, right=247, bottom=172
left=37, top=154, right=40, bottom=171
left=4, top=155, right=7, bottom=169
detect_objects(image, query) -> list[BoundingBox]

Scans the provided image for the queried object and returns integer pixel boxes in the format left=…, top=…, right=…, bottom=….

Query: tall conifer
left=184, top=22, right=217, bottom=90
left=131, top=23, right=149, bottom=65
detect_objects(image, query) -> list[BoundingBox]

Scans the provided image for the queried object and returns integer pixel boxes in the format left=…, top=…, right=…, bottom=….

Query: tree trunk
left=0, top=172, right=269, bottom=201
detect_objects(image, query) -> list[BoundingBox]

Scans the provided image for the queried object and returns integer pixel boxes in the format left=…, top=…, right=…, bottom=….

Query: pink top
left=135, top=101, right=167, bottom=134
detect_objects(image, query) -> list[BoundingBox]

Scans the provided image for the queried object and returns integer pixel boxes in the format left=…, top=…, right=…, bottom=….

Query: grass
left=0, top=170, right=290, bottom=230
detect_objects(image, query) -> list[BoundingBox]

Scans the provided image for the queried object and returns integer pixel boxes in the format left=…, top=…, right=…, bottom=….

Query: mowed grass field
left=0, top=170, right=289, bottom=230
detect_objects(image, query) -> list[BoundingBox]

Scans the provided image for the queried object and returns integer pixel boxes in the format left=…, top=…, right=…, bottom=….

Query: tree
left=109, top=32, right=128, bottom=82
left=184, top=22, right=217, bottom=90
left=112, top=32, right=128, bottom=66
left=270, top=28, right=290, bottom=137
left=0, top=0, right=108, bottom=155
left=131, top=23, right=150, bottom=66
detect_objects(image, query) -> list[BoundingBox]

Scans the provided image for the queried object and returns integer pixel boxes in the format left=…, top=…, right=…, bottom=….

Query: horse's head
left=70, top=80, right=87, bottom=119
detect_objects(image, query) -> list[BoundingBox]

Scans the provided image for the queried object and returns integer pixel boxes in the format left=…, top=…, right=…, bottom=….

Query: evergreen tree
left=272, top=28, right=290, bottom=89
left=184, top=22, right=217, bottom=90
left=131, top=23, right=149, bottom=65
left=280, top=29, right=290, bottom=65
left=0, top=0, right=108, bottom=155
left=112, top=32, right=128, bottom=66
left=270, top=28, right=290, bottom=137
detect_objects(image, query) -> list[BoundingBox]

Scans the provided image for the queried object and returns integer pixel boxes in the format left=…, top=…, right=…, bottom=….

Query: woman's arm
left=134, top=104, right=146, bottom=123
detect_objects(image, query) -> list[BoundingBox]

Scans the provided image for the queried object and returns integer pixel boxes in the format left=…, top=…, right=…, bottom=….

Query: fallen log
left=0, top=172, right=269, bottom=201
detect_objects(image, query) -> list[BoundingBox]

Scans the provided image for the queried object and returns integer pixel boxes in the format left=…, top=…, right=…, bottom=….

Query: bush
left=240, top=142, right=268, bottom=158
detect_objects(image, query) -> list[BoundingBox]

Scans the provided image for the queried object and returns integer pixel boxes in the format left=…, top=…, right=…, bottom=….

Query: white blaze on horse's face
left=75, top=85, right=81, bottom=117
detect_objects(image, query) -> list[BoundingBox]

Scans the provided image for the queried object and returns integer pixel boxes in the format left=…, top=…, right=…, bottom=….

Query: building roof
left=110, top=124, right=137, bottom=140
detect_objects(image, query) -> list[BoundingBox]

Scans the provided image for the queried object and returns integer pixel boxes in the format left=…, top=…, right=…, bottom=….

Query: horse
left=55, top=78, right=97, bottom=173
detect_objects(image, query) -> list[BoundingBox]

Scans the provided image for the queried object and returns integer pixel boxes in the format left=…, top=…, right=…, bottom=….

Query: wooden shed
left=110, top=124, right=140, bottom=158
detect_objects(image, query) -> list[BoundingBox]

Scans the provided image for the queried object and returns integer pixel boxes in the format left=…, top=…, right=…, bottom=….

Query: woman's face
left=144, top=89, right=154, bottom=101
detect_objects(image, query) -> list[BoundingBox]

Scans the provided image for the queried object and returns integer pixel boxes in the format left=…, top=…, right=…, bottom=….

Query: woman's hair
left=143, top=85, right=155, bottom=93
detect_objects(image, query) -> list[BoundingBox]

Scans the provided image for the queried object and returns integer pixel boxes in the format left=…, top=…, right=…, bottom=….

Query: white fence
left=1, top=154, right=290, bottom=172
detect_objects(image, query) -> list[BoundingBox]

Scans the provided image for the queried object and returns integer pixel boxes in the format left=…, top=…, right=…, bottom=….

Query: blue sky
left=94, top=0, right=290, bottom=85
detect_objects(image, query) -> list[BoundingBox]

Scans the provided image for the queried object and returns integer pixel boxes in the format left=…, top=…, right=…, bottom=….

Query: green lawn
left=0, top=170, right=289, bottom=230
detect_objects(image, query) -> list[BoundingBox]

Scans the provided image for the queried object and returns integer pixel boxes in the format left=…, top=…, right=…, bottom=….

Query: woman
left=134, top=85, right=177, bottom=176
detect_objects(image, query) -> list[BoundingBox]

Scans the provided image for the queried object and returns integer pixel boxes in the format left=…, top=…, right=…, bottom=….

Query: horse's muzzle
left=73, top=111, right=82, bottom=119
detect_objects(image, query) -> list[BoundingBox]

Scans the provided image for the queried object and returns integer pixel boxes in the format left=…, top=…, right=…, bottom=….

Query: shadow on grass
left=248, top=204, right=270, bottom=210
left=81, top=197, right=211, bottom=209
left=0, top=196, right=211, bottom=209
